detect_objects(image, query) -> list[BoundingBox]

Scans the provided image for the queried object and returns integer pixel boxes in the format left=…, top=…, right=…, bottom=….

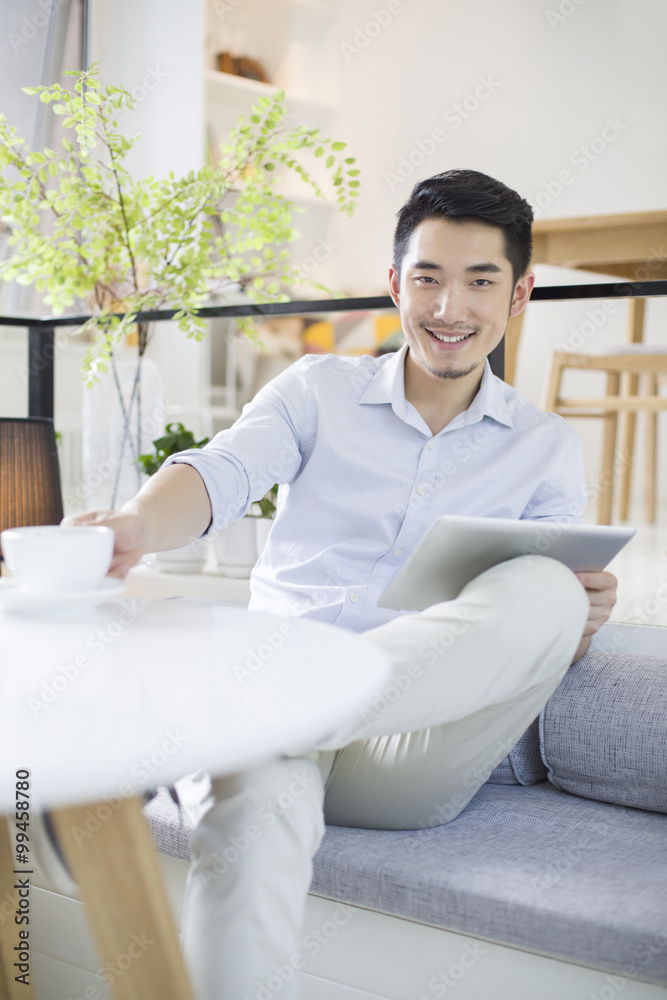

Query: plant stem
left=109, top=353, right=143, bottom=509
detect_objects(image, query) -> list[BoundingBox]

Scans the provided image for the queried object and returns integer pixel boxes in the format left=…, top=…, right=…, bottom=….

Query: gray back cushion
left=540, top=651, right=667, bottom=814
left=487, top=718, right=547, bottom=785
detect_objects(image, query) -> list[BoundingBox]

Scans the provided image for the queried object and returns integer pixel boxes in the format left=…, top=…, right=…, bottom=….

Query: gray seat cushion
left=144, top=782, right=667, bottom=984
left=540, top=651, right=667, bottom=813
left=311, top=782, right=667, bottom=985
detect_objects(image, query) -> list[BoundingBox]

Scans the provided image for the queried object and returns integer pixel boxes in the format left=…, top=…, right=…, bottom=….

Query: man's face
left=388, top=217, right=534, bottom=384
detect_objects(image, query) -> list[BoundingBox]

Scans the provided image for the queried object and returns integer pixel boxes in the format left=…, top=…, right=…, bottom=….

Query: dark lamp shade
left=0, top=418, right=64, bottom=559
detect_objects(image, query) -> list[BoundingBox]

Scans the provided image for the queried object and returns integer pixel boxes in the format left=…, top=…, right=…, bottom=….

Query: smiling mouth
left=426, top=329, right=475, bottom=343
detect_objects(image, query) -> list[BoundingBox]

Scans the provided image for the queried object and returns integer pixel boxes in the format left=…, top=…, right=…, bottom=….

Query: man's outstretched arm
left=64, top=463, right=212, bottom=579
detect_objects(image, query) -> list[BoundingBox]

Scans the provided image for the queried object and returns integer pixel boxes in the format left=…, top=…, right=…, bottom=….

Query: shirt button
left=393, top=549, right=403, bottom=557
left=427, top=442, right=435, bottom=451
left=349, top=593, right=359, bottom=603
left=416, top=486, right=426, bottom=495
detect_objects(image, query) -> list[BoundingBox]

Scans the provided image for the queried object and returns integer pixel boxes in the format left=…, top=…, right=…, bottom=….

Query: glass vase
left=81, top=354, right=165, bottom=511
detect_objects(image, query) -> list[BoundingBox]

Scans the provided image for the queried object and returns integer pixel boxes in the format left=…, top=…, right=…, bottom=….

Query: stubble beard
left=418, top=321, right=482, bottom=381
left=422, top=357, right=480, bottom=381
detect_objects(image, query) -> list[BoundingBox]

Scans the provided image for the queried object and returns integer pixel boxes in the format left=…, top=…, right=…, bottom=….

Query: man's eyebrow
left=406, top=259, right=504, bottom=274
left=466, top=261, right=503, bottom=274
left=408, top=260, right=442, bottom=271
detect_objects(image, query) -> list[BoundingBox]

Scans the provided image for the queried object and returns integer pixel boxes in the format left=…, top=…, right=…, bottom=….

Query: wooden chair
left=542, top=345, right=667, bottom=523
left=502, top=211, right=667, bottom=526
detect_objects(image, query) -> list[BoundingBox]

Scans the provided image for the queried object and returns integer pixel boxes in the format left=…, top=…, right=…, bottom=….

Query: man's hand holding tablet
left=378, top=516, right=631, bottom=664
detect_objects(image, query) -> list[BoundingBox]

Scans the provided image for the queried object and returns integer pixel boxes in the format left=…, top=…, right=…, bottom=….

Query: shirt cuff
left=163, top=449, right=250, bottom=535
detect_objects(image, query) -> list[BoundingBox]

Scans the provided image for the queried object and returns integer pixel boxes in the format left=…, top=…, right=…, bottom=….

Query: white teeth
left=430, top=331, right=471, bottom=343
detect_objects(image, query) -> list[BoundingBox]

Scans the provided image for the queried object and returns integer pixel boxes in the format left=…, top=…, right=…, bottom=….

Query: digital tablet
left=378, top=515, right=635, bottom=612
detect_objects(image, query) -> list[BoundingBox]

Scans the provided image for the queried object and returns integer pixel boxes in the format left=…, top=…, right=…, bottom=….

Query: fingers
left=574, top=570, right=617, bottom=592
left=61, top=510, right=116, bottom=528
left=108, top=558, right=133, bottom=580
left=575, top=570, right=618, bottom=638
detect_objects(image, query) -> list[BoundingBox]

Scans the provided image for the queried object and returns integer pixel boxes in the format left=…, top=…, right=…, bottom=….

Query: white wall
left=334, top=0, right=667, bottom=291
left=332, top=0, right=667, bottom=521
left=88, top=0, right=209, bottom=431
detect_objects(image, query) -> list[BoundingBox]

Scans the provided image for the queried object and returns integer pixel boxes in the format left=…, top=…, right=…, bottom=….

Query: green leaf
left=331, top=142, right=346, bottom=151
left=2, top=66, right=361, bottom=376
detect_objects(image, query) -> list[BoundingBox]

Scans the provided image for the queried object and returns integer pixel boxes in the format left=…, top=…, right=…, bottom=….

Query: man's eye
left=416, top=275, right=436, bottom=283
left=472, top=279, right=492, bottom=286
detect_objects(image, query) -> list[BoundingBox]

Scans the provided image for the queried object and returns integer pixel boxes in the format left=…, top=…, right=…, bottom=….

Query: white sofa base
left=32, top=852, right=667, bottom=1000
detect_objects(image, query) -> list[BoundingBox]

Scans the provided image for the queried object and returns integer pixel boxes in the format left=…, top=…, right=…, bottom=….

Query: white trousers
left=181, top=556, right=589, bottom=1000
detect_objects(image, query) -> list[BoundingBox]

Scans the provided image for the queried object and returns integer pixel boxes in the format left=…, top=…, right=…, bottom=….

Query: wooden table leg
left=618, top=371, right=639, bottom=520
left=50, top=796, right=195, bottom=1000
left=619, top=298, right=646, bottom=519
left=0, top=819, right=35, bottom=1000
left=599, top=372, right=621, bottom=524
left=645, top=373, right=658, bottom=523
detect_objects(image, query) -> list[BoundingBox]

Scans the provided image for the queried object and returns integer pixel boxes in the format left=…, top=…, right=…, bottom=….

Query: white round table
left=0, top=596, right=390, bottom=1000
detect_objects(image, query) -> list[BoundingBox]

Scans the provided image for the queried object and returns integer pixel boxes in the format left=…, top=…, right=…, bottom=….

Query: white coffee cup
left=1, top=525, right=115, bottom=594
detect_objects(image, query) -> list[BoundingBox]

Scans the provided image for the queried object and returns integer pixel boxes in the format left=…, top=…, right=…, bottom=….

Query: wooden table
left=505, top=209, right=667, bottom=385
left=0, top=596, right=389, bottom=999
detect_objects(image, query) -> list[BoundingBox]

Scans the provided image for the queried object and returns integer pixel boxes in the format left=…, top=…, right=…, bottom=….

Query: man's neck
left=403, top=350, right=485, bottom=436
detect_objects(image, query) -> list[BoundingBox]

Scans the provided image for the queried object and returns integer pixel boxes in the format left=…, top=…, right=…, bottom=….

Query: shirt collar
left=359, top=345, right=514, bottom=429
left=358, top=343, right=409, bottom=412
left=464, top=359, right=514, bottom=428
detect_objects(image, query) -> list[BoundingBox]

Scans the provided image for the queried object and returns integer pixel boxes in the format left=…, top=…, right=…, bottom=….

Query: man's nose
left=432, top=287, right=469, bottom=324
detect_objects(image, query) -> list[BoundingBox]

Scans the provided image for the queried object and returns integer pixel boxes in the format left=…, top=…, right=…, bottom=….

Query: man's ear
left=510, top=270, right=535, bottom=317
left=388, top=266, right=400, bottom=308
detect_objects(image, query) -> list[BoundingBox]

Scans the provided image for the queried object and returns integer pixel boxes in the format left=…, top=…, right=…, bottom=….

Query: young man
left=71, top=170, right=617, bottom=999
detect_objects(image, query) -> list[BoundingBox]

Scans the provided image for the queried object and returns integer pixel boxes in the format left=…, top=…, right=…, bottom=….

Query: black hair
left=393, top=169, right=534, bottom=285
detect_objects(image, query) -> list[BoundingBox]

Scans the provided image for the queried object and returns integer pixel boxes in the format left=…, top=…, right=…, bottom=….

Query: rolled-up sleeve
left=164, top=357, right=310, bottom=534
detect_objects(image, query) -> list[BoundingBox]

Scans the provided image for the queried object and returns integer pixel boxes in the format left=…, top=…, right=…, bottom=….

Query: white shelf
left=205, top=69, right=336, bottom=113
left=204, top=0, right=342, bottom=418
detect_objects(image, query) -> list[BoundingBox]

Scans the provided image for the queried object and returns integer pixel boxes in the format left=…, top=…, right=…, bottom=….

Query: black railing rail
left=2, top=279, right=667, bottom=420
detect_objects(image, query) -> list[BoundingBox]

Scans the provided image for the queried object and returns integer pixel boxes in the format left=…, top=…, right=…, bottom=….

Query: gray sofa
left=31, top=622, right=667, bottom=999
left=144, top=621, right=667, bottom=998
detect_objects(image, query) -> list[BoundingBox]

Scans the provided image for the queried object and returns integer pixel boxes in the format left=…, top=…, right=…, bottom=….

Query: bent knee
left=468, top=554, right=587, bottom=627
left=451, top=555, right=588, bottom=671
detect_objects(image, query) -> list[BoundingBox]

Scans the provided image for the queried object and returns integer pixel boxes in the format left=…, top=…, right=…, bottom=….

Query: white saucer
left=0, top=578, right=127, bottom=615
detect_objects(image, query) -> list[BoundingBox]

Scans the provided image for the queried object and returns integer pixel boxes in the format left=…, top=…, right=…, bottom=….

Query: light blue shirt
left=169, top=345, right=586, bottom=632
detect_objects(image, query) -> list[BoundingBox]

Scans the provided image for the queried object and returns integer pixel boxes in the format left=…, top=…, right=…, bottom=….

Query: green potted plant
left=211, top=481, right=279, bottom=577
left=0, top=64, right=360, bottom=507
